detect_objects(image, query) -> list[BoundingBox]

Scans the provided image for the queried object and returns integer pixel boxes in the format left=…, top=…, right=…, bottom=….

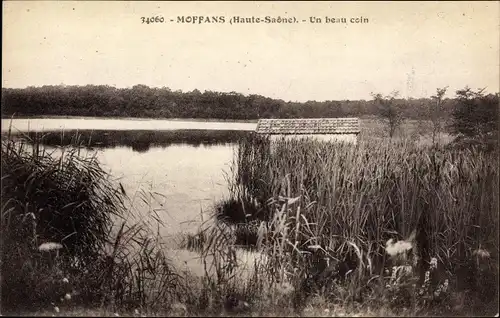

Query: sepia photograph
left=1, top=1, right=499, bottom=316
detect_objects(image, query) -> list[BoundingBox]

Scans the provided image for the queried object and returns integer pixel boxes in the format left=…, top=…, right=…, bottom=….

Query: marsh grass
left=1, top=129, right=271, bottom=317
left=211, top=134, right=499, bottom=315
left=3, top=124, right=498, bottom=316
left=1, top=125, right=128, bottom=311
left=0, top=130, right=186, bottom=315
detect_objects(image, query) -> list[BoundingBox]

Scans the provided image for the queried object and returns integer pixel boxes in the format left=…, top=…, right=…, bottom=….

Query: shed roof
left=255, top=118, right=360, bottom=135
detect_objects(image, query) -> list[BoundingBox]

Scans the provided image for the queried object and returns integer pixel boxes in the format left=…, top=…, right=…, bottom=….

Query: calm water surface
left=99, top=145, right=236, bottom=233
left=3, top=118, right=252, bottom=246
left=1, top=117, right=257, bottom=132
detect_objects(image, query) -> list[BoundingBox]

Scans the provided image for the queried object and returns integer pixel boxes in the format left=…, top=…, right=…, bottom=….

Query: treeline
left=1, top=84, right=466, bottom=120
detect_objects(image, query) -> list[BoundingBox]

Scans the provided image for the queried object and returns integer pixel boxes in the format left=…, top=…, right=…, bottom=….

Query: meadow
left=1, top=119, right=498, bottom=317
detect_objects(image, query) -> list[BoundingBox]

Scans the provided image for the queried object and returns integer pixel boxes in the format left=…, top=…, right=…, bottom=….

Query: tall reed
left=1, top=131, right=185, bottom=314
left=225, top=135, right=498, bottom=311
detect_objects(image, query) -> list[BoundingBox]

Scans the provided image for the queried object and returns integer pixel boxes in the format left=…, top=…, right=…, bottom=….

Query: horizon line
left=2, top=83, right=498, bottom=103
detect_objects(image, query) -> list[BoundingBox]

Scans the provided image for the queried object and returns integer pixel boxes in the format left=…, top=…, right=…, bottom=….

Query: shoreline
left=1, top=115, right=259, bottom=124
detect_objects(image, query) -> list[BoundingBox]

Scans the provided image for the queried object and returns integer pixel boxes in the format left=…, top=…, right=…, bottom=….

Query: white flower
left=423, top=270, right=430, bottom=286
left=390, top=266, right=398, bottom=283
left=54, top=306, right=60, bottom=313
left=324, top=308, right=330, bottom=313
left=430, top=257, right=438, bottom=270
left=64, top=293, right=71, bottom=300
left=38, top=242, right=63, bottom=251
left=134, top=309, right=140, bottom=315
left=62, top=278, right=69, bottom=284
left=385, top=238, right=412, bottom=257
left=114, top=313, right=120, bottom=317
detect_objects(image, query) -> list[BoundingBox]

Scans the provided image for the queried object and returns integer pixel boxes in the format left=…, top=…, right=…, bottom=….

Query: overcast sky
left=2, top=1, right=499, bottom=102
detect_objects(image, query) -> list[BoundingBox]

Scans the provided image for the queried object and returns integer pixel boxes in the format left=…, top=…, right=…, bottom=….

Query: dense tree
left=429, top=87, right=448, bottom=145
left=372, top=91, right=406, bottom=138
left=1, top=85, right=495, bottom=128
left=449, top=87, right=499, bottom=149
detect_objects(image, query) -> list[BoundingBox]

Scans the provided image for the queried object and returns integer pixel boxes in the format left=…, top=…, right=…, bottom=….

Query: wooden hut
left=255, top=117, right=360, bottom=144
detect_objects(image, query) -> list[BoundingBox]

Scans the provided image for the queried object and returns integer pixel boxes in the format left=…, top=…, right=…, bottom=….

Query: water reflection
left=14, top=129, right=252, bottom=153
left=3, top=119, right=250, bottom=247
left=98, top=144, right=235, bottom=239
left=30, top=141, right=236, bottom=248
left=1, top=117, right=257, bottom=132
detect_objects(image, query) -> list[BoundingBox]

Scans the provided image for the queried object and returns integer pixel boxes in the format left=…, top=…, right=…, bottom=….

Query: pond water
left=2, top=118, right=257, bottom=248
left=1, top=117, right=257, bottom=132
left=99, top=144, right=236, bottom=236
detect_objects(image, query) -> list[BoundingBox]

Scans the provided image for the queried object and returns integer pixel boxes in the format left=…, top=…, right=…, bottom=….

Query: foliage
left=372, top=91, right=406, bottom=138
left=449, top=87, right=498, bottom=151
left=1, top=85, right=461, bottom=121
left=429, top=87, right=448, bottom=146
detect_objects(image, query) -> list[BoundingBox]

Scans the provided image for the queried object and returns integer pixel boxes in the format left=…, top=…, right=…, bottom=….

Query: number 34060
left=141, top=16, right=165, bottom=24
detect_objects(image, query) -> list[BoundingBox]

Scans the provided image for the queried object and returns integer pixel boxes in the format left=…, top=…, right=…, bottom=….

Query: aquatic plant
left=212, top=135, right=499, bottom=315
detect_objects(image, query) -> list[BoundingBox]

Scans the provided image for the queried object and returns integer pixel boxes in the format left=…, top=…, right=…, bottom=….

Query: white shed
left=255, top=117, right=360, bottom=144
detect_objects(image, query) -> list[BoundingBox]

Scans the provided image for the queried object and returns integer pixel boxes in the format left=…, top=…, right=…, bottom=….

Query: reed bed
left=3, top=126, right=498, bottom=316
left=213, top=134, right=499, bottom=315
left=1, top=130, right=120, bottom=311
left=1, top=132, right=186, bottom=315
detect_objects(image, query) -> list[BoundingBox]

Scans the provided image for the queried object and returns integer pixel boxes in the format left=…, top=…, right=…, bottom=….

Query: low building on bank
left=255, top=117, right=361, bottom=144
